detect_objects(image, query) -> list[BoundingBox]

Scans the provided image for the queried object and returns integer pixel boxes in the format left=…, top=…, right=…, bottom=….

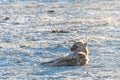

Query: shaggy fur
left=41, top=41, right=89, bottom=66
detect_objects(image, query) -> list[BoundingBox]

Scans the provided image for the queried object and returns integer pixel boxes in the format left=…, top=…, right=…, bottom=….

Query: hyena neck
left=84, top=48, right=88, bottom=55
left=72, top=47, right=88, bottom=55
left=77, top=48, right=88, bottom=55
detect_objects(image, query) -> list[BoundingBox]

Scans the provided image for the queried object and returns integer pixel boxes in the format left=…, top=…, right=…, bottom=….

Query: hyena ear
left=84, top=42, right=87, bottom=46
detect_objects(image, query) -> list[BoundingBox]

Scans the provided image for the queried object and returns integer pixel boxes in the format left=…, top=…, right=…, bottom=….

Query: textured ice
left=0, top=0, right=120, bottom=80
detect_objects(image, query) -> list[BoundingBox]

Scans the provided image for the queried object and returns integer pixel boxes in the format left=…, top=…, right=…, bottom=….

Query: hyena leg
left=41, top=57, right=64, bottom=65
left=54, top=58, right=77, bottom=66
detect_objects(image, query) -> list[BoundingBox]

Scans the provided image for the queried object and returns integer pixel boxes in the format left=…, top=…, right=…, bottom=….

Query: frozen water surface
left=0, top=0, right=120, bottom=80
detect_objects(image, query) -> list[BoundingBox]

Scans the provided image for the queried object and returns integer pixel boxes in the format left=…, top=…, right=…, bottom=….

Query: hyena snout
left=71, top=46, right=76, bottom=51
left=70, top=45, right=78, bottom=51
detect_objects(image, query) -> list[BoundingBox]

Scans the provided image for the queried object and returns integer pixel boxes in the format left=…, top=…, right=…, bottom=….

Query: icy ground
left=0, top=0, right=120, bottom=80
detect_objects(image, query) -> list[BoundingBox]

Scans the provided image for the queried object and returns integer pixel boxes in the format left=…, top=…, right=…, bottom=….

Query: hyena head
left=70, top=41, right=87, bottom=52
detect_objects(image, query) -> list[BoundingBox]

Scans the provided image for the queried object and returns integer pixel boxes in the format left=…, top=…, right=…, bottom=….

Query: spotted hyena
left=41, top=41, right=89, bottom=66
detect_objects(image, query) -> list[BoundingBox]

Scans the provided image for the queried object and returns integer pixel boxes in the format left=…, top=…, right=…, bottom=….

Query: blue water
left=0, top=0, right=73, bottom=3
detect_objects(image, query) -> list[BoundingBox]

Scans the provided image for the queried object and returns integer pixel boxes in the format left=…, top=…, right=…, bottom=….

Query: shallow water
left=0, top=0, right=120, bottom=80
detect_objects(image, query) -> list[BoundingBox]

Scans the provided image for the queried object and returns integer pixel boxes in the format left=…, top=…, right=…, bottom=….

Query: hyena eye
left=74, top=45, right=79, bottom=48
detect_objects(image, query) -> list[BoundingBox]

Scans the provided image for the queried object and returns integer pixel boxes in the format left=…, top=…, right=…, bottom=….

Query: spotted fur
left=41, top=41, right=89, bottom=66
